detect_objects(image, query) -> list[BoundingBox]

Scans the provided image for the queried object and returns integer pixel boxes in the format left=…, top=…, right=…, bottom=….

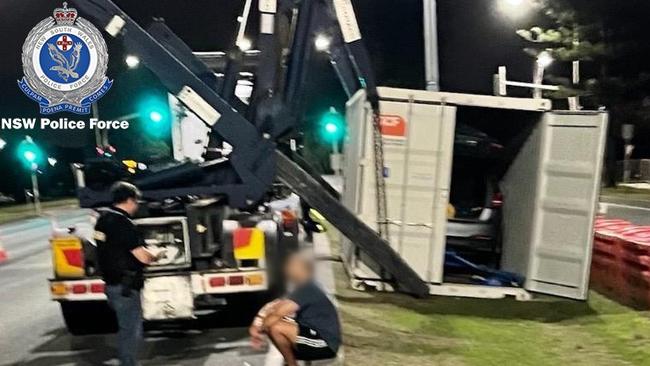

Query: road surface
left=0, top=208, right=269, bottom=366
left=600, top=202, right=650, bottom=226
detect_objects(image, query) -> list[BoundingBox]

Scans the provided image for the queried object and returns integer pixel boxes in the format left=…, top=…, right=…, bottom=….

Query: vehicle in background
left=0, top=193, right=15, bottom=205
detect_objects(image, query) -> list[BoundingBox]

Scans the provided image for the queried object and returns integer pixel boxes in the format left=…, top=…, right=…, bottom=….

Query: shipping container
left=341, top=87, right=608, bottom=300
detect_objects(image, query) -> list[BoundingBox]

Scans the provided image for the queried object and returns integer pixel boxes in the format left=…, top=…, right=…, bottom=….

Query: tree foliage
left=517, top=0, right=650, bottom=128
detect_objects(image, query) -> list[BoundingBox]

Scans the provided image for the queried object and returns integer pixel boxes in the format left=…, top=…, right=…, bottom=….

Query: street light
left=48, top=157, right=58, bottom=167
left=536, top=51, right=554, bottom=68
left=314, top=34, right=331, bottom=52
left=125, top=55, right=140, bottom=68
left=238, top=38, right=252, bottom=52
left=497, top=0, right=534, bottom=19
left=0, top=138, right=6, bottom=150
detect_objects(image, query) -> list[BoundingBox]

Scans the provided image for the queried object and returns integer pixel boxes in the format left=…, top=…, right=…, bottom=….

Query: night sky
left=0, top=0, right=537, bottom=197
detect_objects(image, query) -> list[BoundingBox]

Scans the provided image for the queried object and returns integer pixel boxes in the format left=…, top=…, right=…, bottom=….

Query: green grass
left=0, top=198, right=79, bottom=225
left=601, top=186, right=650, bottom=204
left=329, top=233, right=650, bottom=365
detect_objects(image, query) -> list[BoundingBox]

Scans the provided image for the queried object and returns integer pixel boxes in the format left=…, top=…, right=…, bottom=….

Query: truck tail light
left=491, top=192, right=503, bottom=208
left=51, top=282, right=67, bottom=295
left=229, top=275, right=244, bottom=285
left=90, top=283, right=105, bottom=293
left=209, top=277, right=226, bottom=287
left=71, top=284, right=87, bottom=294
left=246, top=274, right=264, bottom=285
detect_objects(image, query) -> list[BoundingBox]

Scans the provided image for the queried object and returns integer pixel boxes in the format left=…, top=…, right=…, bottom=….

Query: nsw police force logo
left=18, top=2, right=112, bottom=115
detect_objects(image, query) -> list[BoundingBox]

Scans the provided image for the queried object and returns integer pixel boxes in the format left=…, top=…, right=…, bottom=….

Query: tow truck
left=48, top=0, right=428, bottom=335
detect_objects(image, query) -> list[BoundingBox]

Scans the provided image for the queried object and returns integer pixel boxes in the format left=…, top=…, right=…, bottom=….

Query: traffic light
left=17, top=137, right=43, bottom=170
left=319, top=107, right=345, bottom=143
left=137, top=94, right=171, bottom=137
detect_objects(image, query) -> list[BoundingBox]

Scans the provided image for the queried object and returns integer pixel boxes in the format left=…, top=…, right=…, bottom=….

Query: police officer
left=94, top=182, right=156, bottom=366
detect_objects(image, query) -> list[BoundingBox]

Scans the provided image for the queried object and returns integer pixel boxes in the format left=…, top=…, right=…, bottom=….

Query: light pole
left=533, top=51, right=554, bottom=99
left=423, top=0, right=440, bottom=91
left=622, top=124, right=635, bottom=183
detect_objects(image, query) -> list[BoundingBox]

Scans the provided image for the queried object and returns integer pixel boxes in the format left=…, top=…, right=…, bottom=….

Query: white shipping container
left=342, top=87, right=607, bottom=300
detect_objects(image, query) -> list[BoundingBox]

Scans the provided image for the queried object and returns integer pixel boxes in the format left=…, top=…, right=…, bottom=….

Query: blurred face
left=123, top=197, right=139, bottom=216
left=284, top=254, right=311, bottom=285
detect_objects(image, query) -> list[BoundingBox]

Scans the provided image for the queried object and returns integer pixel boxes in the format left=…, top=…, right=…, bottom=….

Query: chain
left=371, top=111, right=389, bottom=240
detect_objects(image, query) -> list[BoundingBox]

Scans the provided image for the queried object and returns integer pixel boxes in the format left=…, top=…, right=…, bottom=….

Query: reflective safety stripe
left=296, top=336, right=328, bottom=348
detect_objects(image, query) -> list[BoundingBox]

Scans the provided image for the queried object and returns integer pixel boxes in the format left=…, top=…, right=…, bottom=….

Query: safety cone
left=0, top=244, right=8, bottom=264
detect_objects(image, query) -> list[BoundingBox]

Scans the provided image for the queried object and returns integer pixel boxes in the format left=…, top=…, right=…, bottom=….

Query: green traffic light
left=136, top=93, right=170, bottom=136
left=319, top=108, right=345, bottom=143
left=325, top=122, right=338, bottom=134
left=149, top=111, right=163, bottom=123
left=24, top=151, right=36, bottom=162
left=17, top=138, right=43, bottom=170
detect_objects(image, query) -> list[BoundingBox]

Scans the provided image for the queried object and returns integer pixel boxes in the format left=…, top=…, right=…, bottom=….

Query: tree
left=517, top=0, right=650, bottom=184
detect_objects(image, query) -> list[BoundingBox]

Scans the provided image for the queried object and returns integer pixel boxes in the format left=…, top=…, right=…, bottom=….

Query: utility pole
left=31, top=168, right=42, bottom=215
left=424, top=0, right=440, bottom=91
left=92, top=103, right=101, bottom=147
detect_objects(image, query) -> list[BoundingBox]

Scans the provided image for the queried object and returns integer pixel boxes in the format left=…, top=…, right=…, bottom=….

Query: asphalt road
left=0, top=209, right=270, bottom=366
left=600, top=202, right=650, bottom=226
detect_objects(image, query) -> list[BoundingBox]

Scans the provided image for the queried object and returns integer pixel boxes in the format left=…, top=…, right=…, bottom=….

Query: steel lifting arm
left=70, top=0, right=276, bottom=208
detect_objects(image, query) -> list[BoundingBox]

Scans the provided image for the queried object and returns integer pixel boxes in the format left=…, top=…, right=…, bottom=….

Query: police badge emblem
left=18, top=2, right=112, bottom=115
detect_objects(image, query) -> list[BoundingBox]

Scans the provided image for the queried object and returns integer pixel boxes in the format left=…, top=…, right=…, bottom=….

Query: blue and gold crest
left=19, top=2, right=112, bottom=115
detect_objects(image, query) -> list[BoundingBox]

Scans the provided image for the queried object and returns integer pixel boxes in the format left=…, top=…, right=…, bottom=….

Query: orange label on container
left=379, top=115, right=406, bottom=138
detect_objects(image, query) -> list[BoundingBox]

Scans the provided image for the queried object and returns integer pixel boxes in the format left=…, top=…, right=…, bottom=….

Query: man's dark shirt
left=94, top=207, right=145, bottom=289
left=289, top=280, right=341, bottom=352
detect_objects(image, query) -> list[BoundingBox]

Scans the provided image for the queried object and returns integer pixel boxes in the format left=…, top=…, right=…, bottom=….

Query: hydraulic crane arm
left=71, top=0, right=276, bottom=208
left=70, top=0, right=428, bottom=297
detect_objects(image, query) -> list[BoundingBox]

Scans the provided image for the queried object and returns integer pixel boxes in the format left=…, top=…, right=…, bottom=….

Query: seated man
left=250, top=252, right=340, bottom=366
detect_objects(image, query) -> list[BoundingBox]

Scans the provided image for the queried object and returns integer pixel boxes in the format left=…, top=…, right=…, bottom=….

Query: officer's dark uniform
left=95, top=207, right=145, bottom=290
left=94, top=206, right=144, bottom=366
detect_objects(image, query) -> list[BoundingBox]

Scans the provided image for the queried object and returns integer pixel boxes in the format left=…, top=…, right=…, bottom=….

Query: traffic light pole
left=331, top=141, right=342, bottom=176
left=31, top=170, right=42, bottom=215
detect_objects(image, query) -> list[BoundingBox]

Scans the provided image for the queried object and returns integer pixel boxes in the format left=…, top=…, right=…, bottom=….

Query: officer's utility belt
left=120, top=270, right=144, bottom=296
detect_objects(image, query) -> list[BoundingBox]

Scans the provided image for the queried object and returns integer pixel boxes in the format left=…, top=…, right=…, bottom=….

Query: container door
left=526, top=112, right=608, bottom=300
left=360, top=97, right=456, bottom=284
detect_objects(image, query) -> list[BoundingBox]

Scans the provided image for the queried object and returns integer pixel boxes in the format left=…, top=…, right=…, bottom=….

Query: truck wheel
left=60, top=301, right=118, bottom=335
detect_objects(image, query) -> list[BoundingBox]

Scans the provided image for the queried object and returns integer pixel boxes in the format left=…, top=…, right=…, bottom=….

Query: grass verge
left=0, top=198, right=79, bottom=225
left=329, top=231, right=650, bottom=366
left=601, top=186, right=650, bottom=206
